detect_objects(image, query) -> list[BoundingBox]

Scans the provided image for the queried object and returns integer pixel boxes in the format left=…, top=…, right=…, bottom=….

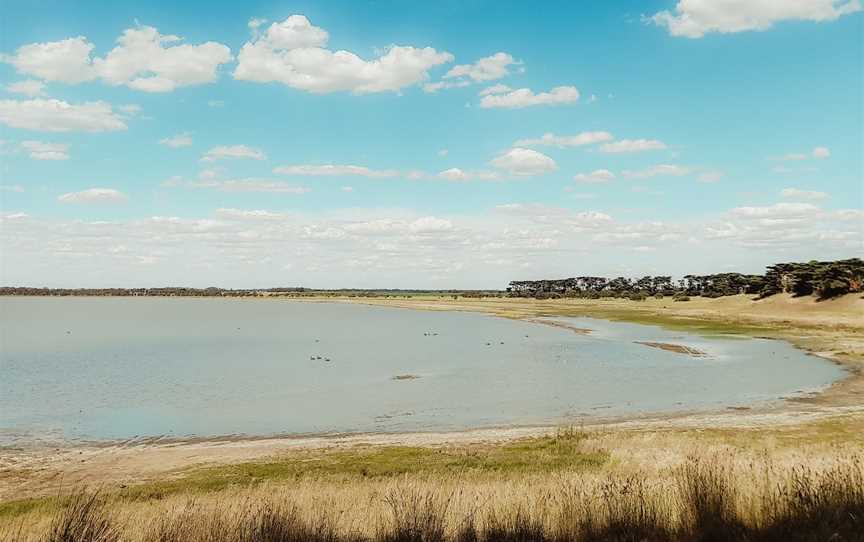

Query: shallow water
left=0, top=297, right=846, bottom=444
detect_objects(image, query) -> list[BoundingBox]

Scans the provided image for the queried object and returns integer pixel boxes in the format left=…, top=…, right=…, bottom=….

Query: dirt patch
left=391, top=374, right=421, bottom=381
left=526, top=318, right=592, bottom=335
left=635, top=341, right=708, bottom=357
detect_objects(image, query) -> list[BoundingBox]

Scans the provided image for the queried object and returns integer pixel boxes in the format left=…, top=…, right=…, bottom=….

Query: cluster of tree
left=507, top=258, right=863, bottom=301
left=0, top=286, right=506, bottom=298
left=0, top=287, right=308, bottom=297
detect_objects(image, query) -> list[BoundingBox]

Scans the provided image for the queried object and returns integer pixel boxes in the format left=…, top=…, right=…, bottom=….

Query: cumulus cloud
left=650, top=0, right=862, bottom=38
left=2, top=27, right=232, bottom=92
left=600, top=139, right=667, bottom=153
left=21, top=140, right=69, bottom=160
left=214, top=208, right=289, bottom=221
left=445, top=52, right=518, bottom=82
left=574, top=169, right=615, bottom=183
left=273, top=164, right=399, bottom=178
left=436, top=168, right=500, bottom=181
left=3, top=37, right=97, bottom=83
left=514, top=131, right=614, bottom=148
left=490, top=148, right=557, bottom=176
left=191, top=179, right=309, bottom=193
left=408, top=216, right=453, bottom=233
left=479, top=85, right=579, bottom=108
left=424, top=52, right=519, bottom=92
left=622, top=164, right=690, bottom=179
left=202, top=145, right=265, bottom=161
left=776, top=146, right=831, bottom=161
left=4, top=201, right=860, bottom=287
left=5, top=79, right=46, bottom=97
left=730, top=202, right=821, bottom=219
left=781, top=187, right=829, bottom=200
left=159, top=133, right=193, bottom=148
left=57, top=188, right=128, bottom=204
left=812, top=146, right=831, bottom=158
left=479, top=83, right=511, bottom=96
left=0, top=98, right=127, bottom=132
left=234, top=15, right=453, bottom=94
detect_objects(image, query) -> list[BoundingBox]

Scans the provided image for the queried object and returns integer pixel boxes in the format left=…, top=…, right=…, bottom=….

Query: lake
left=0, top=297, right=846, bottom=444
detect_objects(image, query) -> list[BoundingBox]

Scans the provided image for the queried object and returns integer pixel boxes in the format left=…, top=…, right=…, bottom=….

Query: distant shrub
left=673, top=295, right=691, bottom=302
left=629, top=293, right=647, bottom=301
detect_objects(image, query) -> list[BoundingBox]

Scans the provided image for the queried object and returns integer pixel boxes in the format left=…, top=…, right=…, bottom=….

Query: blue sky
left=1, top=0, right=862, bottom=288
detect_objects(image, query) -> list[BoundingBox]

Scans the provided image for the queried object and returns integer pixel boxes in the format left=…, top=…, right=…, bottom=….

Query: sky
left=0, top=0, right=862, bottom=289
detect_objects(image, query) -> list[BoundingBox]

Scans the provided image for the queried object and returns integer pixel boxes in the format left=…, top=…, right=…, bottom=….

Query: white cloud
left=730, top=202, right=820, bottom=219
left=514, top=131, right=613, bottom=148
left=207, top=100, right=225, bottom=107
left=437, top=149, right=448, bottom=157
left=409, top=216, right=453, bottom=233
left=0, top=184, right=25, bottom=193
left=776, top=146, right=831, bottom=161
left=3, top=37, right=96, bottom=83
left=159, top=133, right=193, bottom=148
left=444, top=52, right=518, bottom=82
left=812, top=146, right=831, bottom=158
left=781, top=187, right=829, bottom=200
left=234, top=15, right=453, bottom=94
left=479, top=85, right=579, bottom=108
left=198, top=168, right=222, bottom=180
left=117, top=104, right=142, bottom=116
left=490, top=148, right=557, bottom=176
left=57, top=188, right=127, bottom=204
left=3, top=27, right=232, bottom=92
left=622, top=164, right=690, bottom=179
left=0, top=99, right=127, bottom=132
left=422, top=80, right=470, bottom=93
left=273, top=164, right=398, bottom=178
left=425, top=51, right=519, bottom=90
left=215, top=208, right=288, bottom=221
left=437, top=168, right=469, bottom=181
left=436, top=168, right=500, bottom=182
left=5, top=79, right=46, bottom=97
left=478, top=83, right=511, bottom=96
left=341, top=186, right=354, bottom=192
left=573, top=169, right=615, bottom=183
left=192, top=179, right=309, bottom=193
left=600, top=139, right=667, bottom=153
left=202, top=145, right=265, bottom=161
left=650, top=0, right=862, bottom=38
left=21, top=140, right=69, bottom=160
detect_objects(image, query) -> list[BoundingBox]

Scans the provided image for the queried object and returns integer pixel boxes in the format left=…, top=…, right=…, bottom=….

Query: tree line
left=506, top=258, right=864, bottom=300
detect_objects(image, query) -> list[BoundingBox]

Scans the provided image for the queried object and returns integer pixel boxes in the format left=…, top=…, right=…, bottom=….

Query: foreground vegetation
left=3, top=447, right=862, bottom=541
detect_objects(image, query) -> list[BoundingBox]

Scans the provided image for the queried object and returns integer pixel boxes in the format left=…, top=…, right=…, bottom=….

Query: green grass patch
left=0, top=495, right=60, bottom=519
left=118, top=431, right=607, bottom=501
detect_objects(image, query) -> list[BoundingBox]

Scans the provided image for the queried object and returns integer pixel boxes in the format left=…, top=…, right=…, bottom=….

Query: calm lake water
left=0, top=297, right=846, bottom=444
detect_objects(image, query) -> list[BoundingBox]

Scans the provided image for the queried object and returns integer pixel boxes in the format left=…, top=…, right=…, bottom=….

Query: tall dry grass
left=3, top=454, right=862, bottom=542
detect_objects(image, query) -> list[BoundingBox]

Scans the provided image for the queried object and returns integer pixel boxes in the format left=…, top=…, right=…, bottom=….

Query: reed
left=4, top=454, right=862, bottom=542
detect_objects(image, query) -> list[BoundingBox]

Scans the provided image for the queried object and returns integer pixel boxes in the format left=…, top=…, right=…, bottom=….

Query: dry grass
left=3, top=452, right=862, bottom=542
